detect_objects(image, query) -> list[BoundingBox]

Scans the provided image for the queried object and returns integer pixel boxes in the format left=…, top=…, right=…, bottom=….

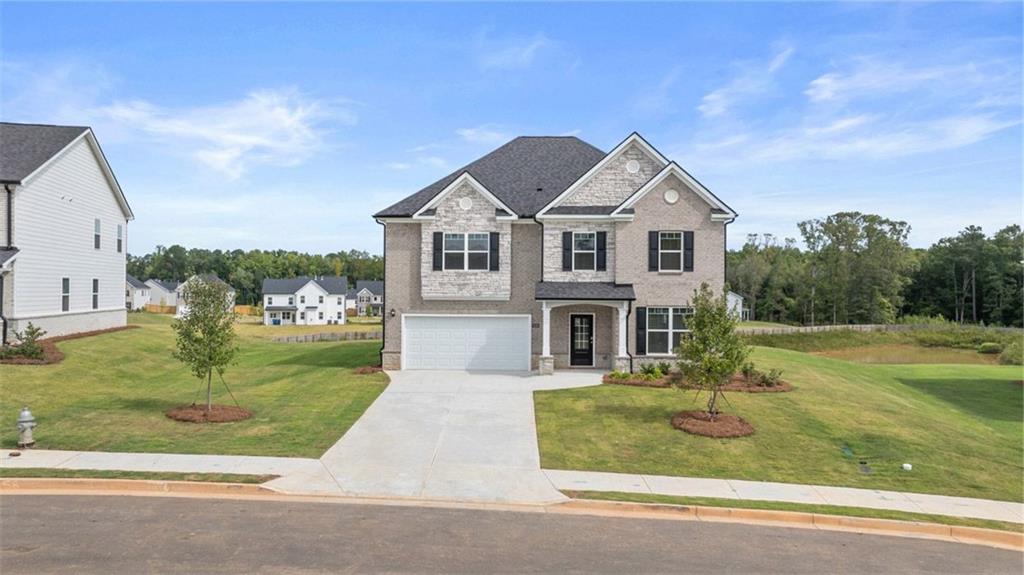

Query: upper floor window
left=573, top=232, right=596, bottom=271
left=337, top=297, right=342, bottom=305
left=288, top=296, right=294, bottom=305
left=94, top=219, right=101, bottom=249
left=646, top=307, right=694, bottom=355
left=267, top=296, right=274, bottom=305
left=299, top=295, right=306, bottom=304
left=117, top=225, right=123, bottom=253
left=444, top=232, right=489, bottom=270
left=61, top=278, right=70, bottom=311
left=318, top=295, right=324, bottom=304
left=92, top=279, right=100, bottom=309
left=659, top=232, right=682, bottom=271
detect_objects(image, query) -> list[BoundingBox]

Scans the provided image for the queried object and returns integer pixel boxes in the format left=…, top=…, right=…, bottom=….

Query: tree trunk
left=707, top=388, right=719, bottom=421
left=206, top=369, right=212, bottom=414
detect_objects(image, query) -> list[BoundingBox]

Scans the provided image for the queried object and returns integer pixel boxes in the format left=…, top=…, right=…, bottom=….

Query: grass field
left=0, top=313, right=387, bottom=457
left=0, top=468, right=276, bottom=484
left=535, top=346, right=1023, bottom=502
left=564, top=491, right=1023, bottom=533
left=816, top=344, right=998, bottom=364
left=737, top=320, right=793, bottom=329
left=233, top=315, right=381, bottom=339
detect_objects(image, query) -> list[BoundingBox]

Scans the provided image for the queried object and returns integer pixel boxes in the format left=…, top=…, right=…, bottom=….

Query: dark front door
left=570, top=314, right=594, bottom=366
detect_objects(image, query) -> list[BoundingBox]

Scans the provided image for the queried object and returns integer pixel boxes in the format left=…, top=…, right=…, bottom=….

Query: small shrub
left=656, top=361, right=673, bottom=374
left=758, top=368, right=783, bottom=387
left=3, top=323, right=47, bottom=360
left=741, top=362, right=757, bottom=381
left=977, top=342, right=1003, bottom=354
left=608, top=371, right=632, bottom=381
left=999, top=340, right=1023, bottom=366
left=640, top=363, right=658, bottom=376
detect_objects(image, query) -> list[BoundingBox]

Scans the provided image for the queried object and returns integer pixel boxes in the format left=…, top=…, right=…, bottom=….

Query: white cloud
left=386, top=162, right=412, bottom=171
left=477, top=32, right=551, bottom=71
left=697, top=44, right=794, bottom=118
left=633, top=68, right=682, bottom=115
left=456, top=124, right=510, bottom=145
left=100, top=89, right=349, bottom=179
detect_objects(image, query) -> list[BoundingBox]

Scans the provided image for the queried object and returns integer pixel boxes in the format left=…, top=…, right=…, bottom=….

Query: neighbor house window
left=288, top=296, right=294, bottom=305
left=92, top=279, right=99, bottom=309
left=658, top=232, right=682, bottom=271
left=270, top=312, right=278, bottom=319
left=573, top=232, right=596, bottom=271
left=62, top=278, right=70, bottom=311
left=94, top=219, right=101, bottom=249
left=300, top=312, right=306, bottom=320
left=117, top=225, right=123, bottom=253
left=646, top=307, right=694, bottom=355
left=336, top=311, right=343, bottom=319
left=318, top=295, right=324, bottom=304
left=300, top=295, right=305, bottom=304
left=337, top=297, right=342, bottom=305
left=267, top=296, right=274, bottom=305
left=283, top=312, right=292, bottom=320
left=318, top=311, right=324, bottom=320
left=443, top=232, right=489, bottom=270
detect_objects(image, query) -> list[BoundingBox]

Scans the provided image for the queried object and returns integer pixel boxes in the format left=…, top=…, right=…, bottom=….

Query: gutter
left=1, top=183, right=15, bottom=346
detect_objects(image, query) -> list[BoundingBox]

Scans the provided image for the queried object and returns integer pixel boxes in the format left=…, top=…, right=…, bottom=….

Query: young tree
left=675, top=284, right=751, bottom=421
left=171, top=278, right=238, bottom=414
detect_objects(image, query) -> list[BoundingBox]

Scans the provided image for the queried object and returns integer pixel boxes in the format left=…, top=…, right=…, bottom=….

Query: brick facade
left=542, top=220, right=616, bottom=282
left=561, top=143, right=661, bottom=206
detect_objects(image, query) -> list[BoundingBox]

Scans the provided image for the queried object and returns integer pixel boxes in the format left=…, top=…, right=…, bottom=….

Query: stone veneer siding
left=560, top=143, right=662, bottom=206
left=383, top=221, right=542, bottom=370
left=419, top=182, right=512, bottom=300
left=615, top=172, right=726, bottom=360
left=542, top=221, right=616, bottom=283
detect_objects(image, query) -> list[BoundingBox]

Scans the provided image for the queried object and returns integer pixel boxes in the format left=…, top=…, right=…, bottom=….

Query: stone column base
left=613, top=356, right=631, bottom=373
left=539, top=356, right=555, bottom=375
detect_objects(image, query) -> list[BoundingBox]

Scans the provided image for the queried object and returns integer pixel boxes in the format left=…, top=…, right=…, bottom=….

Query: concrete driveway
left=319, top=370, right=601, bottom=504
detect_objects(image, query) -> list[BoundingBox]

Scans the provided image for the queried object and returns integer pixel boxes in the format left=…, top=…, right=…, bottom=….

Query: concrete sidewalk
left=544, top=469, right=1024, bottom=524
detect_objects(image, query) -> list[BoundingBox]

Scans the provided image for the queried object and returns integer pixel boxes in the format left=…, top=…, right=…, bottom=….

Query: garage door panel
left=404, top=315, right=531, bottom=371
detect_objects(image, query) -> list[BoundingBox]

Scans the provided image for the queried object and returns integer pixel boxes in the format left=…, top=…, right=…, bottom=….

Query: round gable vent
left=664, top=189, right=680, bottom=205
left=625, top=160, right=641, bottom=174
left=458, top=197, right=473, bottom=211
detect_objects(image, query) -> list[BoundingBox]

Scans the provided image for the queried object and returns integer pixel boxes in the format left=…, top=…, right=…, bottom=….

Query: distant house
left=0, top=122, right=134, bottom=342
left=354, top=280, right=383, bottom=316
left=727, top=291, right=748, bottom=321
left=261, top=276, right=348, bottom=325
left=145, top=279, right=179, bottom=307
left=126, top=274, right=150, bottom=310
left=175, top=274, right=235, bottom=318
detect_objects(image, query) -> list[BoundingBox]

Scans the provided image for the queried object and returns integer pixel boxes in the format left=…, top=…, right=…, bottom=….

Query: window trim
left=61, top=277, right=70, bottom=312
left=442, top=232, right=490, bottom=271
left=267, top=296, right=274, bottom=305
left=287, top=296, right=294, bottom=305
left=117, top=224, right=123, bottom=253
left=299, top=295, right=306, bottom=304
left=645, top=306, right=694, bottom=356
left=92, top=278, right=99, bottom=310
left=94, top=219, right=101, bottom=250
left=658, top=231, right=683, bottom=272
left=571, top=231, right=597, bottom=271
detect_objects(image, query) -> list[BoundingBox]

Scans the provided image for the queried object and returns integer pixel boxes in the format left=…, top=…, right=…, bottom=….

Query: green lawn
left=0, top=313, right=387, bottom=457
left=737, top=320, right=793, bottom=329
left=0, top=468, right=276, bottom=484
left=565, top=491, right=1023, bottom=533
left=233, top=315, right=381, bottom=339
left=535, top=346, right=1023, bottom=502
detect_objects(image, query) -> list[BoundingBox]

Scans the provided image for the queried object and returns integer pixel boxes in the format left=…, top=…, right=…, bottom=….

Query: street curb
left=556, top=499, right=1024, bottom=552
left=2, top=478, right=1021, bottom=551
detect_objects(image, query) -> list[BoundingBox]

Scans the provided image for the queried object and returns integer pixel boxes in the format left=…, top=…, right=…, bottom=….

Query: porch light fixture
left=389, top=308, right=396, bottom=318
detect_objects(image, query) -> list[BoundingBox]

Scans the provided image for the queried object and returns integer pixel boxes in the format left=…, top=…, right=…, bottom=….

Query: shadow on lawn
left=270, top=344, right=377, bottom=369
left=895, top=377, right=1023, bottom=422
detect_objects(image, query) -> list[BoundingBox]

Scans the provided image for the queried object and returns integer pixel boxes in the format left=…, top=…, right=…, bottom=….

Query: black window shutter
left=489, top=232, right=500, bottom=271
left=635, top=307, right=647, bottom=356
left=648, top=231, right=659, bottom=271
left=432, top=231, right=443, bottom=271
left=596, top=231, right=607, bottom=271
left=683, top=231, right=694, bottom=272
left=562, top=231, right=572, bottom=271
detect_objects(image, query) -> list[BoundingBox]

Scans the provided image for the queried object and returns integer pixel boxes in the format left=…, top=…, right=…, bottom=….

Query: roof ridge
left=0, top=121, right=90, bottom=130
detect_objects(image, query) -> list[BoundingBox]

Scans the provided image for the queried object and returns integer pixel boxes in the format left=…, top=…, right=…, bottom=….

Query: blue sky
left=2, top=2, right=1021, bottom=255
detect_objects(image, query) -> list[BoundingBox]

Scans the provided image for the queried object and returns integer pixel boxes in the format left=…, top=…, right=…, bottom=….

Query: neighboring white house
left=0, top=122, right=133, bottom=342
left=175, top=274, right=236, bottom=318
left=353, top=280, right=383, bottom=317
left=727, top=291, right=748, bottom=321
left=145, top=279, right=179, bottom=307
left=262, top=276, right=348, bottom=326
left=126, top=274, right=150, bottom=310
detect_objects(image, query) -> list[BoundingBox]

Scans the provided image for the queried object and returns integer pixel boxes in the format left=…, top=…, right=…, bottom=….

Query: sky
left=2, top=2, right=1021, bottom=256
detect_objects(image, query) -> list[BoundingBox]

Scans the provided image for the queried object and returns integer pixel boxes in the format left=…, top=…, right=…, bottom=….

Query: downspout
left=1, top=183, right=15, bottom=346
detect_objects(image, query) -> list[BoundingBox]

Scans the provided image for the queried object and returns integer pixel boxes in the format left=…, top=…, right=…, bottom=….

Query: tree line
left=727, top=212, right=1022, bottom=327
left=127, top=245, right=384, bottom=305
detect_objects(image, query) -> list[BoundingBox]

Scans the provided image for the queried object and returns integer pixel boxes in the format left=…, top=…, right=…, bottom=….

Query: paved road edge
left=2, top=478, right=1021, bottom=552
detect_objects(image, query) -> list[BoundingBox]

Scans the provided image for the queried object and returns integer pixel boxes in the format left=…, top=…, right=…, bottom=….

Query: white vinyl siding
left=262, top=281, right=346, bottom=326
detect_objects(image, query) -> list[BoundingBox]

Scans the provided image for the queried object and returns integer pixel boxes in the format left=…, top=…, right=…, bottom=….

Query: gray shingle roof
left=535, top=282, right=636, bottom=300
left=374, top=136, right=606, bottom=218
left=261, top=276, right=349, bottom=295
left=356, top=280, right=383, bottom=295
left=148, top=279, right=180, bottom=292
left=0, top=248, right=18, bottom=266
left=0, top=123, right=89, bottom=183
left=126, top=274, right=147, bottom=289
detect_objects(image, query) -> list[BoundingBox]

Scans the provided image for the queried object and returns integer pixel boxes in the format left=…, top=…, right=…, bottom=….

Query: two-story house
left=145, top=279, right=179, bottom=307
left=175, top=273, right=236, bottom=318
left=0, top=122, right=133, bottom=343
left=261, top=276, right=348, bottom=325
left=373, top=133, right=735, bottom=373
left=352, top=280, right=383, bottom=316
left=125, top=274, right=150, bottom=310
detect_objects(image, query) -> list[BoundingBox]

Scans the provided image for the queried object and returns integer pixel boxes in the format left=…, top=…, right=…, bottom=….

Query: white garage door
left=403, top=315, right=531, bottom=371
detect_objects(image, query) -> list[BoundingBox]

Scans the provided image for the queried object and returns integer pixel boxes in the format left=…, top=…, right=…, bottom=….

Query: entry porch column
left=539, top=300, right=554, bottom=375
left=614, top=301, right=630, bottom=372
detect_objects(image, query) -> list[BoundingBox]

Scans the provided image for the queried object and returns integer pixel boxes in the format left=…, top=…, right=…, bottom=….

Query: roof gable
left=537, top=133, right=668, bottom=217
left=355, top=280, right=383, bottom=295
left=262, top=276, right=349, bottom=295
left=412, top=172, right=517, bottom=219
left=611, top=162, right=737, bottom=219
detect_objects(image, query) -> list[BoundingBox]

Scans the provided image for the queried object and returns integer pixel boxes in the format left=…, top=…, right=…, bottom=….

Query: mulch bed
left=721, top=375, right=794, bottom=393
left=166, top=404, right=253, bottom=423
left=602, top=374, right=672, bottom=388
left=671, top=410, right=755, bottom=438
left=354, top=365, right=383, bottom=375
left=0, top=325, right=139, bottom=365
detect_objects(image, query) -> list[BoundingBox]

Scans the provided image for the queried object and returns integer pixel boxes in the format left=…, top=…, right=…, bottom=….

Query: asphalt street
left=1, top=495, right=1020, bottom=574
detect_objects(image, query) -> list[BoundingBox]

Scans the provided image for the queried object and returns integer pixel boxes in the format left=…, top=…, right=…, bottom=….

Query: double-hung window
left=268, top=296, right=274, bottom=305
left=646, top=307, right=693, bottom=355
left=94, top=219, right=101, bottom=249
left=61, top=278, right=70, bottom=312
left=337, top=297, right=343, bottom=305
left=92, top=279, right=99, bottom=309
left=299, top=295, right=306, bottom=304
left=318, top=295, right=324, bottom=304
left=572, top=232, right=596, bottom=270
left=443, top=232, right=489, bottom=270
left=117, top=225, right=123, bottom=253
left=658, top=232, right=682, bottom=271
left=287, top=296, right=294, bottom=305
